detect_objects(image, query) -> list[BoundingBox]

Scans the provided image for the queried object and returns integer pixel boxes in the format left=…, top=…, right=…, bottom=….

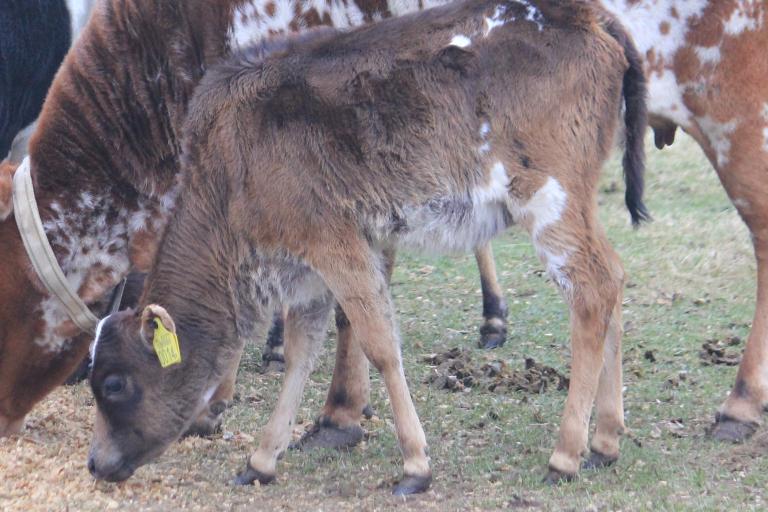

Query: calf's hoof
left=393, top=473, right=432, bottom=496
left=709, top=413, right=758, bottom=443
left=542, top=467, right=575, bottom=485
left=290, top=420, right=364, bottom=451
left=479, top=324, right=506, bottom=349
left=234, top=461, right=276, bottom=486
left=183, top=401, right=227, bottom=438
left=581, top=449, right=618, bottom=470
left=362, top=404, right=375, bottom=420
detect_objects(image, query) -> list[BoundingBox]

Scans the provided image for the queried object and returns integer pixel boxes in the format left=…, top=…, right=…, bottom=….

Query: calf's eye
left=103, top=374, right=126, bottom=397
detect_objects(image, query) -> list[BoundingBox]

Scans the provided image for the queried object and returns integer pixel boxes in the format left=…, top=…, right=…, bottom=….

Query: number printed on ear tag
left=153, top=318, right=182, bottom=368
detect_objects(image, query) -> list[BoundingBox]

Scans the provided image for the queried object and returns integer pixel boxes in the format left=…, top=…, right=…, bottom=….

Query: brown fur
left=0, top=0, right=515, bottom=437
left=89, top=0, right=646, bottom=490
left=0, top=160, right=14, bottom=221
left=0, top=0, right=243, bottom=436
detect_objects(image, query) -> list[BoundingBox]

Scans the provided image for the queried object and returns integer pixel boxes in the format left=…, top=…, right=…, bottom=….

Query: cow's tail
left=604, top=18, right=650, bottom=226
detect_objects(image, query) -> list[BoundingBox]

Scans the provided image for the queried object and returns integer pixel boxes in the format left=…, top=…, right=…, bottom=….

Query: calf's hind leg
left=236, top=294, right=334, bottom=485
left=534, top=221, right=624, bottom=482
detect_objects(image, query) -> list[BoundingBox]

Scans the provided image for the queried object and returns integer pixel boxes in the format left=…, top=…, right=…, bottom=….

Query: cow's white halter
left=12, top=156, right=100, bottom=334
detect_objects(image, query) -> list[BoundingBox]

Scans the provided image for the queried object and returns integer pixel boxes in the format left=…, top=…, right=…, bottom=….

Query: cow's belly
left=394, top=195, right=510, bottom=255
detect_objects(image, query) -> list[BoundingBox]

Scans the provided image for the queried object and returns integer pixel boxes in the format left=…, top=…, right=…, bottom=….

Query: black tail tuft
left=605, top=19, right=650, bottom=226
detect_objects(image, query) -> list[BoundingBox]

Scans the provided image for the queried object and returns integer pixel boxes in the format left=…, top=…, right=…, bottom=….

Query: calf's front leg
left=236, top=295, right=334, bottom=485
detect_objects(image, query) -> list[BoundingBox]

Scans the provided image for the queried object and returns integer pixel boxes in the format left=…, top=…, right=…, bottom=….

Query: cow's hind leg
left=475, top=242, right=508, bottom=349
left=294, top=247, right=397, bottom=451
left=262, top=308, right=286, bottom=369
left=709, top=148, right=768, bottom=442
left=236, top=294, right=334, bottom=485
left=535, top=221, right=624, bottom=482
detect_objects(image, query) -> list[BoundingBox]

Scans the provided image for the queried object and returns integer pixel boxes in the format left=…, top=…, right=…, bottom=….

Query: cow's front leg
left=236, top=294, right=334, bottom=485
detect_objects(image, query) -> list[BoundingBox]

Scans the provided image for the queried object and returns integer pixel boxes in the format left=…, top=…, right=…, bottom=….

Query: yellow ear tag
left=152, top=318, right=182, bottom=368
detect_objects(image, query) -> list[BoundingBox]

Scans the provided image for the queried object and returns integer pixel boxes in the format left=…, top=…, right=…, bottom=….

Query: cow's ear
left=139, top=304, right=177, bottom=347
left=0, top=161, right=16, bottom=221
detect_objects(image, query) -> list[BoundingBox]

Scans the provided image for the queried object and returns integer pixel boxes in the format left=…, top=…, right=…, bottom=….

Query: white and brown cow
left=600, top=0, right=768, bottom=441
left=87, top=0, right=647, bottom=493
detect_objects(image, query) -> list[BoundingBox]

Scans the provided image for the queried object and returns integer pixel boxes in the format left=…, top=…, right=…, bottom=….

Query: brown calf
left=0, top=0, right=512, bottom=439
left=88, top=0, right=647, bottom=493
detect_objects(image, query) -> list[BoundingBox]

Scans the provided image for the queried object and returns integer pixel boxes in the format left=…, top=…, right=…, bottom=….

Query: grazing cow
left=87, top=0, right=647, bottom=493
left=0, top=0, right=517, bottom=441
left=600, top=0, right=768, bottom=442
left=0, top=0, right=71, bottom=161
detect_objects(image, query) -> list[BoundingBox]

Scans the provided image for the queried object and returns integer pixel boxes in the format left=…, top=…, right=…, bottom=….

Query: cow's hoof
left=542, top=467, right=575, bottom=485
left=234, top=462, right=275, bottom=486
left=393, top=473, right=432, bottom=496
left=479, top=324, right=506, bottom=349
left=710, top=414, right=758, bottom=443
left=581, top=450, right=618, bottom=470
left=290, top=421, right=364, bottom=451
left=183, top=401, right=227, bottom=438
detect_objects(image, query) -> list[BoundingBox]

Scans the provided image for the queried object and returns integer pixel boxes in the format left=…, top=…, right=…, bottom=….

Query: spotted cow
left=600, top=0, right=768, bottom=441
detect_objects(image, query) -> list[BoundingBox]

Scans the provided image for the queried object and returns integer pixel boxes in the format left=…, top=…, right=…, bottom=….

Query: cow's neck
left=20, top=0, right=239, bottom=347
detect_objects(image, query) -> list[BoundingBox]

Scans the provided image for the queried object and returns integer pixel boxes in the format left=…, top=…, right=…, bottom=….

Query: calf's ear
left=0, top=161, right=16, bottom=221
left=139, top=304, right=177, bottom=347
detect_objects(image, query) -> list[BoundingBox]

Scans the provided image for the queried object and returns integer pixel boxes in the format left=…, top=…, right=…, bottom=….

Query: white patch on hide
left=519, top=0, right=545, bottom=31
left=90, top=316, right=108, bottom=366
left=65, top=0, right=95, bottom=41
left=696, top=116, right=738, bottom=167
left=724, top=4, right=763, bottom=35
left=694, top=45, right=721, bottom=65
left=647, top=70, right=693, bottom=127
left=763, top=104, right=768, bottom=154
left=518, top=176, right=568, bottom=240
left=450, top=34, right=472, bottom=48
left=478, top=122, right=491, bottom=154
left=485, top=5, right=508, bottom=36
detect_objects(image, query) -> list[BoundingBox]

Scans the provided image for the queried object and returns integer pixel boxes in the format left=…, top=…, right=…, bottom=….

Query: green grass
left=3, top=134, right=766, bottom=511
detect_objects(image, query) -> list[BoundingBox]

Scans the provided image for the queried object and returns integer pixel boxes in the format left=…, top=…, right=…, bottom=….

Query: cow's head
left=88, top=304, right=215, bottom=481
